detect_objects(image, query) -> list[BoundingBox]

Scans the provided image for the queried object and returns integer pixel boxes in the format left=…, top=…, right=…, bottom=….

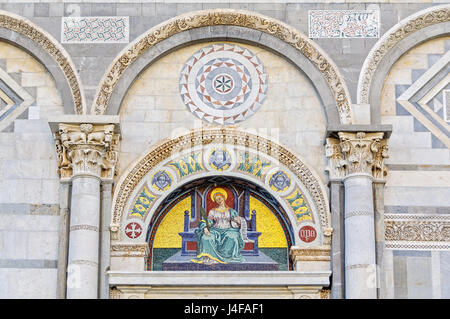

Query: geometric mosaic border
left=62, top=16, right=129, bottom=44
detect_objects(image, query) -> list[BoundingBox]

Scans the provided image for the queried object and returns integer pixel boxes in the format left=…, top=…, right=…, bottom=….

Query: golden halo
left=210, top=187, right=228, bottom=202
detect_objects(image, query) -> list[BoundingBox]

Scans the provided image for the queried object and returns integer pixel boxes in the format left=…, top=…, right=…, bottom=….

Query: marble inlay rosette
left=180, top=43, right=268, bottom=125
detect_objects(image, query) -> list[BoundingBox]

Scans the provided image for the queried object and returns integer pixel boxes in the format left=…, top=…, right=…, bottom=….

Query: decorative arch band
left=0, top=10, right=85, bottom=114
left=92, top=9, right=353, bottom=124
left=357, top=5, right=450, bottom=105
left=111, top=128, right=331, bottom=234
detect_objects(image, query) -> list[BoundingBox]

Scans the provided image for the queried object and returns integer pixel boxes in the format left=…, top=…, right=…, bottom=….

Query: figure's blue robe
left=191, top=208, right=245, bottom=264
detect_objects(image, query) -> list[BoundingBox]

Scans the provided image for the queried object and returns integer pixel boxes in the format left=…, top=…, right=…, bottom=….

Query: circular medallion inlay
left=269, top=171, right=291, bottom=192
left=180, top=43, right=268, bottom=125
left=299, top=225, right=317, bottom=243
left=151, top=170, right=173, bottom=192
left=125, top=222, right=143, bottom=239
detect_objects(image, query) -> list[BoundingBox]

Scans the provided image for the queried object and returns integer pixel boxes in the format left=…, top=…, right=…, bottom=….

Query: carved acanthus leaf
left=326, top=132, right=389, bottom=179
left=54, top=123, right=119, bottom=180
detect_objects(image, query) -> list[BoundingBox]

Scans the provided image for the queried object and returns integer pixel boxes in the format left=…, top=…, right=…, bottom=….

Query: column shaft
left=373, top=180, right=387, bottom=298
left=56, top=182, right=71, bottom=299
left=99, top=183, right=112, bottom=299
left=343, top=174, right=377, bottom=299
left=329, top=180, right=345, bottom=299
left=66, top=176, right=101, bottom=299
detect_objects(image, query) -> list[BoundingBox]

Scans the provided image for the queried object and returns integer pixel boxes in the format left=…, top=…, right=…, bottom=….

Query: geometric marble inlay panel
left=395, top=48, right=450, bottom=149
left=0, top=67, right=34, bottom=131
left=179, top=43, right=267, bottom=125
left=61, top=16, right=129, bottom=43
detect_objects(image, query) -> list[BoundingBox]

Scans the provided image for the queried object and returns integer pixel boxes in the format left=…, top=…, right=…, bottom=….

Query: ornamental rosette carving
left=54, top=123, right=119, bottom=180
left=325, top=132, right=389, bottom=179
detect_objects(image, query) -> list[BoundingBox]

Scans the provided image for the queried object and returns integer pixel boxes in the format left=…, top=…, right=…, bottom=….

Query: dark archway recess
left=146, top=176, right=295, bottom=271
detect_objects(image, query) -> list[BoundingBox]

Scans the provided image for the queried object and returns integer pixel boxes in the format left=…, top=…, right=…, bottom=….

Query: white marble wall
left=0, top=41, right=63, bottom=298
left=119, top=41, right=328, bottom=185
left=380, top=36, right=450, bottom=298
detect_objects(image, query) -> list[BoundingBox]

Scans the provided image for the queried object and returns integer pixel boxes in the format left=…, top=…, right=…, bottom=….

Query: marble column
left=56, top=182, right=70, bottom=299
left=68, top=172, right=101, bottom=299
left=343, top=173, right=376, bottom=298
left=373, top=179, right=388, bottom=298
left=53, top=121, right=119, bottom=299
left=99, top=182, right=113, bottom=299
left=328, top=180, right=345, bottom=299
left=326, top=132, right=389, bottom=299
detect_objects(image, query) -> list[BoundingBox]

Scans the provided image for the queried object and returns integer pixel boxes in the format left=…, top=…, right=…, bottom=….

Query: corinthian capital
left=54, top=122, right=119, bottom=180
left=325, top=132, right=389, bottom=180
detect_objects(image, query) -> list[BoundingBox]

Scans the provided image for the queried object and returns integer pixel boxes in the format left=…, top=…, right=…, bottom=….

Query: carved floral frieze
left=111, top=243, right=149, bottom=257
left=385, top=219, right=450, bottom=242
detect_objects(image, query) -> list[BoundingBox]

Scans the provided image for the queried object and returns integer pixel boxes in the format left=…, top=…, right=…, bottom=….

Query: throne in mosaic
left=178, top=207, right=261, bottom=257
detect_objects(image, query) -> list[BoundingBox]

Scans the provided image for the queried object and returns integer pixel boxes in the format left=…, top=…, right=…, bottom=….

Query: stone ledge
left=107, top=270, right=331, bottom=286
left=47, top=115, right=121, bottom=134
left=325, top=124, right=393, bottom=139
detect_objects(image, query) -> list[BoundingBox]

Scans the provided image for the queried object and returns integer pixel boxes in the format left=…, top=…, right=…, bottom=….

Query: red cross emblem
left=125, top=222, right=142, bottom=239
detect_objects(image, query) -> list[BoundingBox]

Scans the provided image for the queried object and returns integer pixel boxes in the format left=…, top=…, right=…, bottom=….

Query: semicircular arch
left=111, top=128, right=331, bottom=248
left=357, top=5, right=450, bottom=123
left=92, top=9, right=353, bottom=124
left=0, top=10, right=86, bottom=114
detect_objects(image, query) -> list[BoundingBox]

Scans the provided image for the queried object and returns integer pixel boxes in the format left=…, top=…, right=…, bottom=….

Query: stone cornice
left=325, top=131, right=389, bottom=180
left=107, top=270, right=331, bottom=286
left=111, top=243, right=149, bottom=257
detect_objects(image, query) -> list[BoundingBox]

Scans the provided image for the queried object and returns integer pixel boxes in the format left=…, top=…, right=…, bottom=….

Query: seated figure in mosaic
left=191, top=188, right=246, bottom=265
